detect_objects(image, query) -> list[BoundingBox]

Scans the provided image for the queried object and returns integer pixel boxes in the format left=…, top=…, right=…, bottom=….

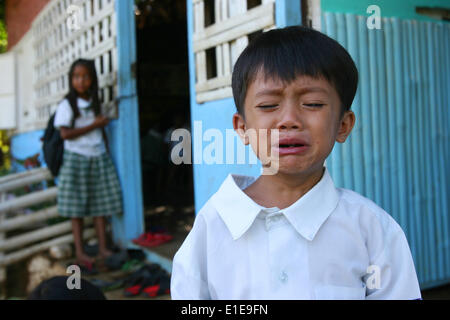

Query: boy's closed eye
left=303, top=103, right=325, bottom=108
left=257, top=103, right=325, bottom=109
left=257, top=104, right=279, bottom=109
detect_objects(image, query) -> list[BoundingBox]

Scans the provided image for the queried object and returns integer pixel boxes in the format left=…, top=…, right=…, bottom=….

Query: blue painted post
left=186, top=0, right=199, bottom=211
left=110, top=0, right=144, bottom=246
left=275, top=0, right=302, bottom=27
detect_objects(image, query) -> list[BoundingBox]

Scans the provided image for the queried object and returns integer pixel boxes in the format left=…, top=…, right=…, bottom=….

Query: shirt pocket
left=315, top=285, right=366, bottom=300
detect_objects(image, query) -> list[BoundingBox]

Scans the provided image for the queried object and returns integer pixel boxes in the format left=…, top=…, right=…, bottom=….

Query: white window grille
left=193, top=0, right=276, bottom=103
left=32, top=0, right=117, bottom=129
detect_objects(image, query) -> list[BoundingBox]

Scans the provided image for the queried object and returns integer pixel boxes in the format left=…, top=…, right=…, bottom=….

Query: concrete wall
left=11, top=31, right=38, bottom=134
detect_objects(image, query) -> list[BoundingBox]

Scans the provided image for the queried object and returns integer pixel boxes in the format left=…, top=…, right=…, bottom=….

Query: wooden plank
left=0, top=187, right=57, bottom=215
left=223, top=42, right=231, bottom=76
left=0, top=170, right=52, bottom=194
left=193, top=2, right=273, bottom=42
left=196, top=74, right=231, bottom=92
left=221, top=0, right=228, bottom=21
left=196, top=87, right=233, bottom=103
left=0, top=228, right=96, bottom=268
left=0, top=206, right=59, bottom=232
left=0, top=168, right=50, bottom=185
left=216, top=44, right=224, bottom=77
left=230, top=36, right=249, bottom=69
left=215, top=0, right=221, bottom=23
left=34, top=39, right=115, bottom=88
left=0, top=193, right=6, bottom=298
left=193, top=11, right=274, bottom=52
left=0, top=221, right=73, bottom=251
left=228, top=0, right=244, bottom=16
left=33, top=5, right=115, bottom=66
left=198, top=0, right=205, bottom=31
left=196, top=51, right=207, bottom=84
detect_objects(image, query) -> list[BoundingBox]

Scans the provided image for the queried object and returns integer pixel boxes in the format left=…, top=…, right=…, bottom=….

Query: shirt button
left=279, top=271, right=288, bottom=283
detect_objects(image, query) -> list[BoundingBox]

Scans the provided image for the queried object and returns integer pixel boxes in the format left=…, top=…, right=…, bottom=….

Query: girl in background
left=54, top=59, right=123, bottom=271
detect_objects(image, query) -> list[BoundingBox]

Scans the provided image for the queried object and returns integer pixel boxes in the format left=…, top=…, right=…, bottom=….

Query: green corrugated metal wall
left=324, top=12, right=450, bottom=289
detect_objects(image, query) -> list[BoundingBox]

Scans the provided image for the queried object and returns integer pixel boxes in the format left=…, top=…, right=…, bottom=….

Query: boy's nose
left=277, top=105, right=304, bottom=131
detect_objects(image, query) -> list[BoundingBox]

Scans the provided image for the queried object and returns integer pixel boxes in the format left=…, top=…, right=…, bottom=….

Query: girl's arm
left=60, top=115, right=109, bottom=140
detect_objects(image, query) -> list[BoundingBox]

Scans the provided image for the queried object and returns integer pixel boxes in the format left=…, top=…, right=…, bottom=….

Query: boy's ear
left=336, top=110, right=355, bottom=143
left=232, top=112, right=249, bottom=145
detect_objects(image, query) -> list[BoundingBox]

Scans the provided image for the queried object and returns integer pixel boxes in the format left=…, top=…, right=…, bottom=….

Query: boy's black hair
left=66, top=58, right=101, bottom=119
left=27, top=276, right=106, bottom=300
left=231, top=26, right=358, bottom=117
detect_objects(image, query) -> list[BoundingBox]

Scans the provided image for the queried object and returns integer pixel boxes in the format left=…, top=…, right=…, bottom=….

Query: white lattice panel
left=193, top=0, right=276, bottom=103
left=32, top=0, right=117, bottom=128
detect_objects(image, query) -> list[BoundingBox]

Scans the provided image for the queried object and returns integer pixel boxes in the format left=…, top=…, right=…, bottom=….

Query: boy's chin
left=262, top=159, right=321, bottom=177
left=260, top=163, right=306, bottom=176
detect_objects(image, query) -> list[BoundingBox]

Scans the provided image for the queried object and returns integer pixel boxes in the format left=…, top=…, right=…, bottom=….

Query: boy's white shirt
left=171, top=167, right=422, bottom=300
left=53, top=98, right=106, bottom=157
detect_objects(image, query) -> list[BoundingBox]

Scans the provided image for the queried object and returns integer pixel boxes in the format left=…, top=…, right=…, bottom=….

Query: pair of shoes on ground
left=69, top=248, right=146, bottom=275
left=103, top=248, right=146, bottom=272
left=132, top=231, right=173, bottom=248
left=89, top=278, right=125, bottom=292
left=68, top=259, right=98, bottom=276
left=83, top=243, right=120, bottom=257
left=122, top=264, right=170, bottom=298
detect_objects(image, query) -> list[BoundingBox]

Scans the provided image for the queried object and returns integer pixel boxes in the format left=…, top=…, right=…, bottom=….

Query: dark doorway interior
left=135, top=0, right=193, bottom=223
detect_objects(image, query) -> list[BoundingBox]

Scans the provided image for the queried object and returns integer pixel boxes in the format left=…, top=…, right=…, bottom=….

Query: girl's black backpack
left=42, top=113, right=74, bottom=177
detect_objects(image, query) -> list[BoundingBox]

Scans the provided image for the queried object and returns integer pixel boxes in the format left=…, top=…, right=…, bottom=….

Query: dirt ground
left=421, top=284, right=450, bottom=300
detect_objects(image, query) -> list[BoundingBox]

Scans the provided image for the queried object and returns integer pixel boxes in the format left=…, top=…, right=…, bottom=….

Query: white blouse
left=54, top=97, right=106, bottom=157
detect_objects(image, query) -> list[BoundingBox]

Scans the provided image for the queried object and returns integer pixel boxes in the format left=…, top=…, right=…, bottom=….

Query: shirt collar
left=211, top=167, right=339, bottom=241
left=77, top=97, right=92, bottom=109
left=211, top=174, right=261, bottom=240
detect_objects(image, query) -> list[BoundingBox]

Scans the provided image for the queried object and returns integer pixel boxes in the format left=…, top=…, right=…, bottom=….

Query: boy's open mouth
left=277, top=137, right=309, bottom=147
left=279, top=144, right=305, bottom=148
left=275, top=138, right=309, bottom=155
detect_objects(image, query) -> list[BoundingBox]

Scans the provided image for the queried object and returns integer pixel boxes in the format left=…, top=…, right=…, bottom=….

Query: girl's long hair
left=65, top=59, right=101, bottom=119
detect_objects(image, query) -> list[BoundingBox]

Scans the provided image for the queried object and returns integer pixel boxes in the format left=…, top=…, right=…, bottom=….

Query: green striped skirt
left=57, top=150, right=123, bottom=218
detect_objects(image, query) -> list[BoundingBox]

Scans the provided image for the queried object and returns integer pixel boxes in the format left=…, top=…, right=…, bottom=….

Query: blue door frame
left=109, top=0, right=145, bottom=247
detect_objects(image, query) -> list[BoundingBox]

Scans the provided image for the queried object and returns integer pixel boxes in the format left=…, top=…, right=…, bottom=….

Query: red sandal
left=132, top=232, right=173, bottom=248
left=142, top=273, right=171, bottom=298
